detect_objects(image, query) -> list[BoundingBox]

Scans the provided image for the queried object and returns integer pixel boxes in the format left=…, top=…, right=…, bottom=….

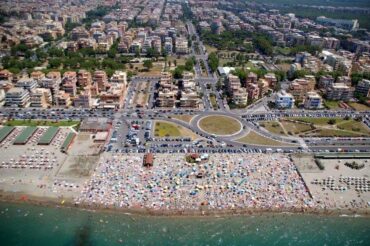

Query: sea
left=0, top=202, right=369, bottom=246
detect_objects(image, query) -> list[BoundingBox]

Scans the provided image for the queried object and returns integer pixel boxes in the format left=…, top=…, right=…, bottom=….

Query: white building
left=304, top=91, right=323, bottom=109
left=275, top=90, right=295, bottom=109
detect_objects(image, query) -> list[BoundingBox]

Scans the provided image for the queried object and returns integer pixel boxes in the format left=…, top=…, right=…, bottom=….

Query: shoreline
left=1, top=191, right=369, bottom=218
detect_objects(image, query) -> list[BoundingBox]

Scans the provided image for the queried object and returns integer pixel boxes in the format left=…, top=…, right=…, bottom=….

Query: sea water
left=0, top=202, right=369, bottom=246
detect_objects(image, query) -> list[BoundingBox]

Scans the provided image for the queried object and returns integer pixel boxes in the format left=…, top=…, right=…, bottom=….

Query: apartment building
left=304, top=91, right=323, bottom=109
left=326, top=83, right=354, bottom=101
left=4, top=88, right=30, bottom=108
left=94, top=70, right=110, bottom=92
left=355, top=79, right=370, bottom=97
left=275, top=90, right=295, bottom=109
left=77, top=70, right=92, bottom=87
left=30, top=88, right=52, bottom=108
left=99, top=83, right=125, bottom=109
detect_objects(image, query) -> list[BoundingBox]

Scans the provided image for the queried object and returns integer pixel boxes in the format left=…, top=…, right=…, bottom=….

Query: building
left=62, top=71, right=77, bottom=97
left=175, top=37, right=188, bottom=54
left=316, top=16, right=359, bottom=31
left=233, top=89, right=248, bottom=105
left=225, top=74, right=248, bottom=105
left=99, top=83, right=126, bottom=110
left=156, top=72, right=177, bottom=108
left=355, top=79, right=370, bottom=97
left=0, top=69, right=13, bottom=82
left=55, top=91, right=72, bottom=107
left=79, top=117, right=112, bottom=133
left=30, top=88, right=52, bottom=108
left=4, top=88, right=30, bottom=107
left=94, top=70, right=109, bottom=92
left=319, top=75, right=335, bottom=89
left=77, top=70, right=92, bottom=87
left=74, top=89, right=92, bottom=108
left=246, top=72, right=258, bottom=84
left=110, top=71, right=127, bottom=88
left=289, top=78, right=315, bottom=100
left=275, top=90, right=294, bottom=109
left=258, top=79, right=270, bottom=97
left=326, top=83, right=354, bottom=101
left=39, top=76, right=60, bottom=104
left=264, top=73, right=277, bottom=88
left=30, top=71, right=45, bottom=81
left=247, top=83, right=260, bottom=101
left=15, top=78, right=38, bottom=91
left=304, top=91, right=323, bottom=109
left=143, top=153, right=154, bottom=167
left=179, top=91, right=199, bottom=108
left=0, top=89, right=5, bottom=106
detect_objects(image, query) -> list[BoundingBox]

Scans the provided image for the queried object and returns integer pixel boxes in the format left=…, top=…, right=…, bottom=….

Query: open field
left=324, top=100, right=341, bottom=109
left=128, top=62, right=164, bottom=75
left=209, top=94, right=217, bottom=109
left=170, top=115, right=194, bottom=123
left=236, top=131, right=295, bottom=146
left=337, top=120, right=370, bottom=135
left=308, top=129, right=366, bottom=137
left=5, top=120, right=80, bottom=127
left=204, top=45, right=218, bottom=53
left=154, top=121, right=199, bottom=140
left=167, top=56, right=187, bottom=70
left=132, top=81, right=149, bottom=108
left=349, top=102, right=370, bottom=111
left=285, top=117, right=370, bottom=137
left=280, top=120, right=313, bottom=135
left=260, top=121, right=286, bottom=135
left=287, top=117, right=345, bottom=126
left=198, top=115, right=241, bottom=136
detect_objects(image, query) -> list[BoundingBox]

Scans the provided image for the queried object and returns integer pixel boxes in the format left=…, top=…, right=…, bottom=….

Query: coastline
left=1, top=191, right=368, bottom=218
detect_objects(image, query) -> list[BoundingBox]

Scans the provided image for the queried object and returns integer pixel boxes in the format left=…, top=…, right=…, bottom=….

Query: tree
left=143, top=60, right=153, bottom=70
left=253, top=35, right=273, bottom=56
left=208, top=52, right=219, bottom=73
left=184, top=58, right=194, bottom=71
left=173, top=66, right=185, bottom=79
left=328, top=119, right=336, bottom=125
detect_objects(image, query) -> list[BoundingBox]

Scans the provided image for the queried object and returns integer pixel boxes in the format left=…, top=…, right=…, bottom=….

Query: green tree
left=328, top=119, right=336, bottom=125
left=208, top=52, right=219, bottom=73
left=143, top=60, right=153, bottom=70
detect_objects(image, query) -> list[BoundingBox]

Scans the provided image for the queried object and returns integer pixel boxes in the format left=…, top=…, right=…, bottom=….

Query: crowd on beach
left=76, top=153, right=315, bottom=211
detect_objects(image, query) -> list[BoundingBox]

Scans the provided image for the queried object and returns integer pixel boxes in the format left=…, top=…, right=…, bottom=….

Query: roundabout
left=197, top=115, right=243, bottom=136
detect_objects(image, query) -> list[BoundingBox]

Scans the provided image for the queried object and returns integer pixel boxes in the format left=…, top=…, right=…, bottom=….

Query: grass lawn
left=324, top=100, right=341, bottom=109
left=199, top=115, right=241, bottom=135
left=337, top=120, right=370, bottom=136
left=280, top=120, right=313, bottom=135
left=309, top=129, right=366, bottom=137
left=167, top=56, right=187, bottom=67
left=154, top=121, right=199, bottom=139
left=285, top=117, right=370, bottom=137
left=275, top=47, right=291, bottom=55
left=236, top=131, right=295, bottom=146
left=170, top=115, right=194, bottom=123
left=348, top=102, right=370, bottom=111
left=260, top=121, right=286, bottom=135
left=287, top=117, right=345, bottom=126
left=5, top=119, right=80, bottom=127
left=209, top=94, right=217, bottom=109
left=205, top=45, right=218, bottom=53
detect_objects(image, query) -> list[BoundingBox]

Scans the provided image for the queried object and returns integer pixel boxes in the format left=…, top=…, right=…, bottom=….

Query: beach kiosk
left=143, top=153, right=154, bottom=167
